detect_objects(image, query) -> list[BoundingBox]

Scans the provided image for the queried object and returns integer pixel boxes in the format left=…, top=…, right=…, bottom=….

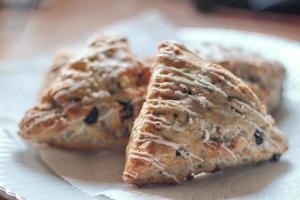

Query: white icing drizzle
left=135, top=132, right=203, bottom=174
left=266, top=136, right=283, bottom=152
left=161, top=171, right=180, bottom=183
left=156, top=71, right=226, bottom=98
left=123, top=171, right=138, bottom=179
left=239, top=137, right=256, bottom=155
left=137, top=133, right=203, bottom=163
left=52, top=79, right=89, bottom=101
left=69, top=123, right=86, bottom=139
left=145, top=99, right=200, bottom=117
left=203, top=129, right=210, bottom=144
left=220, top=144, right=238, bottom=161
left=129, top=151, right=167, bottom=169
left=123, top=41, right=287, bottom=185
left=143, top=113, right=172, bottom=126
left=24, top=111, right=63, bottom=133
left=128, top=151, right=180, bottom=183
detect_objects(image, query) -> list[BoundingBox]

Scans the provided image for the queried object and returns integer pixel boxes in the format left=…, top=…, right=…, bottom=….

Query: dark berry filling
left=118, top=99, right=134, bottom=120
left=270, top=153, right=281, bottom=162
left=84, top=107, right=99, bottom=124
left=254, top=129, right=264, bottom=145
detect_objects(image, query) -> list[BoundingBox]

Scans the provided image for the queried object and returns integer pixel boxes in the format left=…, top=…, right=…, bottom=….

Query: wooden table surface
left=0, top=0, right=299, bottom=199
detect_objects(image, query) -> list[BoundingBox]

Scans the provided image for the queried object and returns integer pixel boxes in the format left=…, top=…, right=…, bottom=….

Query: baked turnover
left=196, top=43, right=286, bottom=113
left=19, top=35, right=151, bottom=150
left=123, top=41, right=288, bottom=186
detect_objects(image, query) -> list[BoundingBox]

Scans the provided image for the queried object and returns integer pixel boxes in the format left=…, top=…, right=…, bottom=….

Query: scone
left=39, top=51, right=72, bottom=98
left=19, top=35, right=151, bottom=151
left=195, top=43, right=286, bottom=113
left=123, top=41, right=288, bottom=186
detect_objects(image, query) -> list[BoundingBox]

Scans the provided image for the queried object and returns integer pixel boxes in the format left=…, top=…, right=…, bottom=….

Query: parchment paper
left=1, top=10, right=300, bottom=200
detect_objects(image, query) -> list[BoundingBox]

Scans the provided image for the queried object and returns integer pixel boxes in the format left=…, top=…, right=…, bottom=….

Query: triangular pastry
left=19, top=35, right=151, bottom=150
left=195, top=43, right=286, bottom=113
left=123, top=41, right=288, bottom=185
left=39, top=51, right=72, bottom=98
left=143, top=43, right=286, bottom=114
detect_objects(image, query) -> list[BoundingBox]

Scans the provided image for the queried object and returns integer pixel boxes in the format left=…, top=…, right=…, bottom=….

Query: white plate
left=1, top=11, right=300, bottom=200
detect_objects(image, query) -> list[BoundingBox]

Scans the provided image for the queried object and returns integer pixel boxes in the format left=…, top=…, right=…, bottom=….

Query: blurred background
left=0, top=0, right=299, bottom=60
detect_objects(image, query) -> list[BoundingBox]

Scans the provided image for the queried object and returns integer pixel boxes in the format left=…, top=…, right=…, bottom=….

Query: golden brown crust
left=123, top=41, right=288, bottom=186
left=37, top=51, right=73, bottom=99
left=19, top=35, right=151, bottom=151
left=196, top=43, right=286, bottom=113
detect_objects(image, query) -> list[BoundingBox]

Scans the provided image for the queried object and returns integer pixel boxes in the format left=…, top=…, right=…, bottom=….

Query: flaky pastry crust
left=19, top=35, right=151, bottom=150
left=123, top=41, right=288, bottom=186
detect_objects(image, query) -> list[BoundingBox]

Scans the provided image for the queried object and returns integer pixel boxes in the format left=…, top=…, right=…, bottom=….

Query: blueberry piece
left=84, top=107, right=99, bottom=124
left=176, top=149, right=181, bottom=157
left=270, top=153, right=281, bottom=162
left=254, top=129, right=264, bottom=145
left=183, top=87, right=192, bottom=95
left=173, top=113, right=178, bottom=119
left=118, top=100, right=134, bottom=120
left=176, top=147, right=189, bottom=157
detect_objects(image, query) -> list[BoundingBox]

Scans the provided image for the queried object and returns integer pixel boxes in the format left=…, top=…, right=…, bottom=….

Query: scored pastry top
left=195, top=43, right=286, bottom=112
left=19, top=35, right=151, bottom=150
left=195, top=42, right=286, bottom=87
left=123, top=41, right=288, bottom=186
